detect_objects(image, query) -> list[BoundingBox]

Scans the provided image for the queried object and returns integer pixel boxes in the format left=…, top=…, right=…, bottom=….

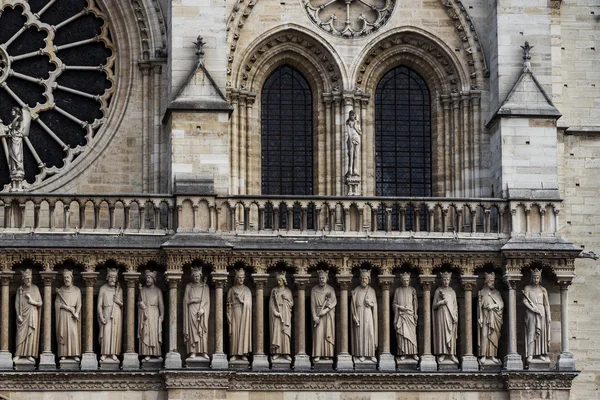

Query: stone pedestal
left=229, top=357, right=250, bottom=370
left=527, top=358, right=551, bottom=371
left=557, top=352, right=576, bottom=371
left=503, top=353, right=524, bottom=370
left=80, top=352, right=98, bottom=370
left=461, top=355, right=479, bottom=372
left=141, top=357, right=163, bottom=370
left=293, top=354, right=311, bottom=371
left=122, top=352, right=140, bottom=370
left=437, top=358, right=459, bottom=371
left=38, top=352, right=57, bottom=370
left=251, top=354, right=269, bottom=371
left=0, top=350, right=12, bottom=370
left=419, top=355, right=437, bottom=372
left=59, top=358, right=80, bottom=370
left=353, top=357, right=377, bottom=371
left=99, top=358, right=120, bottom=370
left=396, top=356, right=419, bottom=371
left=270, top=356, right=292, bottom=370
left=336, top=354, right=354, bottom=371
left=479, top=360, right=502, bottom=371
left=210, top=353, right=228, bottom=370
left=313, top=358, right=334, bottom=371
left=378, top=353, right=395, bottom=372
left=185, top=355, right=210, bottom=369
left=165, top=351, right=182, bottom=369
left=14, top=357, right=35, bottom=371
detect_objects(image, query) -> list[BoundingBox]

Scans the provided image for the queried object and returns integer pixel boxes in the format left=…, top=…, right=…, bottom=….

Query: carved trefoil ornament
left=303, top=0, right=396, bottom=38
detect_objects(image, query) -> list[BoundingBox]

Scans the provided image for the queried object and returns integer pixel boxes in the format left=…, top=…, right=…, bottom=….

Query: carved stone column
left=0, top=269, right=14, bottom=369
left=38, top=270, right=57, bottom=370
left=503, top=273, right=523, bottom=370
left=378, top=274, right=395, bottom=371
left=293, top=274, right=311, bottom=371
left=419, top=275, right=437, bottom=371
left=556, top=277, right=576, bottom=370
left=164, top=271, right=183, bottom=369
left=252, top=273, right=269, bottom=370
left=336, top=274, right=354, bottom=370
left=460, top=275, right=479, bottom=371
left=211, top=271, right=228, bottom=369
left=122, top=271, right=140, bottom=370
left=80, top=269, right=99, bottom=370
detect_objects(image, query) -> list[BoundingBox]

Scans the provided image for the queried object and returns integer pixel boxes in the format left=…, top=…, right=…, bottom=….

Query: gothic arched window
left=261, top=65, right=313, bottom=196
left=375, top=66, right=431, bottom=229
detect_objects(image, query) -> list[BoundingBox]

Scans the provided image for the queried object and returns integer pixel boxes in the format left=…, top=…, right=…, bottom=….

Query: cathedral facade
left=0, top=0, right=598, bottom=399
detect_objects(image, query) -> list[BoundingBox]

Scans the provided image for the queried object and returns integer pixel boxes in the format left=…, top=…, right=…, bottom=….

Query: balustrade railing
left=0, top=194, right=561, bottom=238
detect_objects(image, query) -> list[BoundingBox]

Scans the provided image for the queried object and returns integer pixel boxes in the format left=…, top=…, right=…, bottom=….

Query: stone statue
left=269, top=272, right=293, bottom=361
left=0, top=106, right=31, bottom=192
left=55, top=270, right=81, bottom=361
left=226, top=268, right=252, bottom=361
left=345, top=110, right=361, bottom=176
left=97, top=268, right=123, bottom=361
left=432, top=271, right=458, bottom=364
left=393, top=272, right=418, bottom=361
left=477, top=272, right=504, bottom=365
left=138, top=270, right=164, bottom=360
left=523, top=268, right=551, bottom=364
left=350, top=269, right=377, bottom=363
left=14, top=269, right=42, bottom=363
left=183, top=267, right=210, bottom=361
left=311, top=269, right=337, bottom=362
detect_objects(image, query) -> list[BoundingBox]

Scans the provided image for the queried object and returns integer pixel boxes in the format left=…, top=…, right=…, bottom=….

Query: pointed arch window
left=375, top=66, right=431, bottom=229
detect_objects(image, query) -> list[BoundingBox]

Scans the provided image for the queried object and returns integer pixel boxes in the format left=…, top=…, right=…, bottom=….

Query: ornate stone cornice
left=0, top=372, right=163, bottom=391
left=501, top=371, right=577, bottom=390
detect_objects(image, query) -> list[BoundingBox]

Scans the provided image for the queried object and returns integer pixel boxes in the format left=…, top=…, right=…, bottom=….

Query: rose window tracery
left=303, top=0, right=395, bottom=37
left=0, top=0, right=116, bottom=191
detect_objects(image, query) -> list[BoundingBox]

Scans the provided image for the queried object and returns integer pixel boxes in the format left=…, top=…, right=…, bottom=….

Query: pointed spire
left=520, top=41, right=534, bottom=72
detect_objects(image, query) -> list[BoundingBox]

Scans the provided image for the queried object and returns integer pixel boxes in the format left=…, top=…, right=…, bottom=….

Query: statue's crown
left=144, top=269, right=156, bottom=279
left=317, top=269, right=328, bottom=278
left=531, top=268, right=542, bottom=277
left=485, top=272, right=495, bottom=281
left=440, top=271, right=452, bottom=279
left=107, top=267, right=119, bottom=277
left=400, top=272, right=411, bottom=279
left=191, top=267, right=203, bottom=275
left=63, top=269, right=73, bottom=278
left=360, top=269, right=370, bottom=278
left=235, top=268, right=245, bottom=277
left=22, top=268, right=32, bottom=278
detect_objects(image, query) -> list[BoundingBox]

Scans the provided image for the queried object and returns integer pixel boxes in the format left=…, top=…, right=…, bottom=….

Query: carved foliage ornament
left=303, top=0, right=396, bottom=38
left=0, top=0, right=116, bottom=191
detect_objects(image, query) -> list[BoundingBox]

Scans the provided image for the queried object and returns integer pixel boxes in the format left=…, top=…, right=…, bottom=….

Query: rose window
left=0, top=0, right=116, bottom=190
left=303, top=0, right=396, bottom=37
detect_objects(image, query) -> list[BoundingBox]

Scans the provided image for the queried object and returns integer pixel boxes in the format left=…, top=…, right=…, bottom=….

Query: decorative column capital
left=336, top=275, right=353, bottom=291
left=293, top=274, right=311, bottom=290
left=211, top=271, right=229, bottom=289
left=81, top=271, right=99, bottom=288
left=460, top=274, right=478, bottom=291
left=122, top=271, right=141, bottom=289
left=502, top=273, right=522, bottom=290
left=39, top=270, right=57, bottom=286
left=419, top=274, right=436, bottom=291
left=378, top=274, right=394, bottom=291
left=556, top=274, right=574, bottom=289
left=252, top=273, right=269, bottom=289
left=164, top=271, right=183, bottom=289
left=0, top=270, right=14, bottom=286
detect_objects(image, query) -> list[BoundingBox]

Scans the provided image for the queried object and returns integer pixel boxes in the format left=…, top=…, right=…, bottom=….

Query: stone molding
left=0, top=371, right=576, bottom=391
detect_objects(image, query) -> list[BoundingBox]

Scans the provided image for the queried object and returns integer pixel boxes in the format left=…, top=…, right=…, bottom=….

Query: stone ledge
left=0, top=370, right=578, bottom=392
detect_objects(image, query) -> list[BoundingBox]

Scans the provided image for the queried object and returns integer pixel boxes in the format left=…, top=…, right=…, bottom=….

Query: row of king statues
left=10, top=267, right=551, bottom=370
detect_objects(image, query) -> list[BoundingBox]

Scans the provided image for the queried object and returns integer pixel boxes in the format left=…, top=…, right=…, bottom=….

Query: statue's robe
left=269, top=286, right=293, bottom=355
left=350, top=285, right=378, bottom=357
left=15, top=284, right=42, bottom=358
left=183, top=282, right=210, bottom=355
left=97, top=284, right=123, bottom=356
left=227, top=285, right=252, bottom=356
left=523, top=285, right=551, bottom=357
left=55, top=285, right=82, bottom=357
left=432, top=286, right=458, bottom=356
left=477, top=286, right=504, bottom=357
left=393, top=286, right=418, bottom=355
left=138, top=285, right=164, bottom=356
left=311, top=284, right=337, bottom=357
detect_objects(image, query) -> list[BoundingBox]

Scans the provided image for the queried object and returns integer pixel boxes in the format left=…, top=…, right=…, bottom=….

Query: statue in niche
left=138, top=270, right=164, bottom=360
left=97, top=268, right=123, bottom=361
left=351, top=269, right=378, bottom=363
left=0, top=106, right=31, bottom=192
left=345, top=109, right=361, bottom=176
left=432, top=271, right=458, bottom=364
left=226, top=268, right=252, bottom=361
left=477, top=272, right=504, bottom=365
left=14, top=269, right=42, bottom=363
left=393, top=272, right=418, bottom=361
left=523, top=268, right=551, bottom=364
left=311, top=269, right=337, bottom=362
left=269, top=272, right=293, bottom=361
left=183, top=267, right=210, bottom=361
left=55, top=270, right=81, bottom=362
